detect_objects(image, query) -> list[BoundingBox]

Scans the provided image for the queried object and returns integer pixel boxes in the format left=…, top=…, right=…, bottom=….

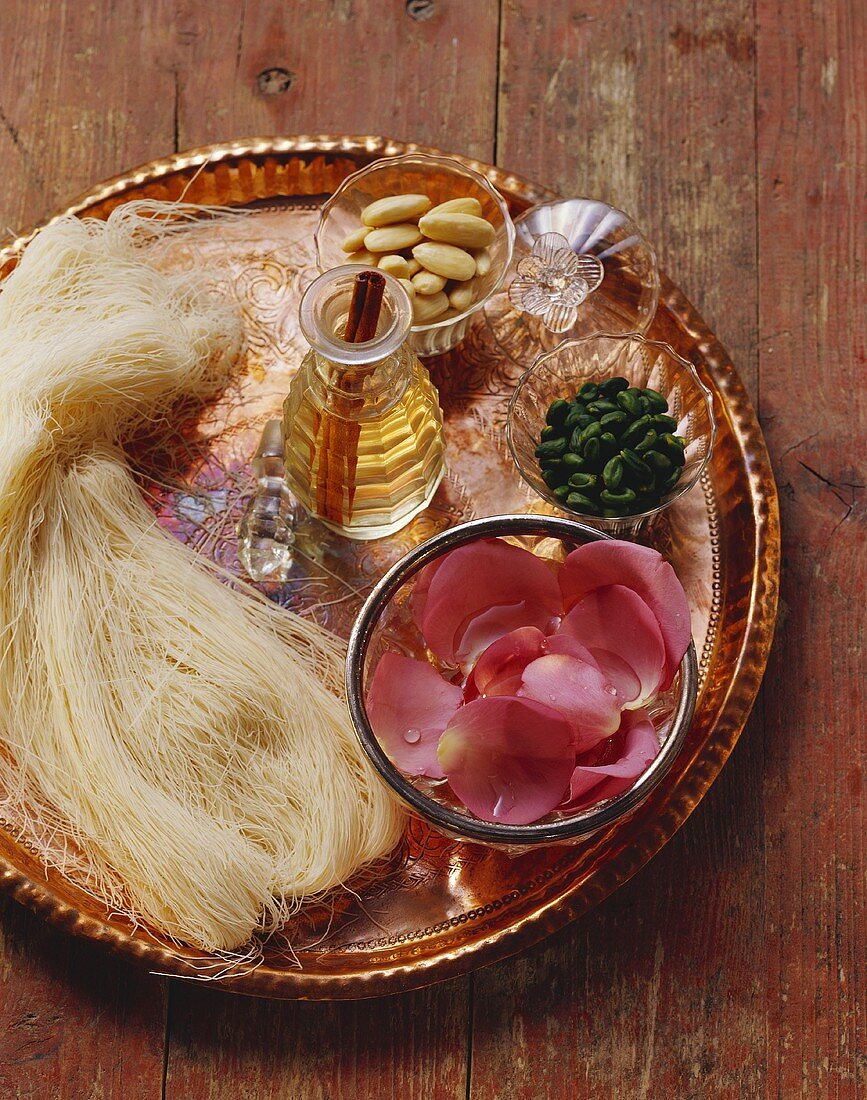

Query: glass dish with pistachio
left=506, top=333, right=717, bottom=536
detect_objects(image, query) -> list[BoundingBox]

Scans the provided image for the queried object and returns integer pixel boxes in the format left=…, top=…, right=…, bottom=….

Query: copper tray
left=0, top=137, right=779, bottom=999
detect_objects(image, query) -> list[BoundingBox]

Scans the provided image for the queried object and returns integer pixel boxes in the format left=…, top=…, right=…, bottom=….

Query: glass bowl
left=345, top=514, right=697, bottom=848
left=315, top=153, right=515, bottom=357
left=484, top=197, right=660, bottom=366
left=507, top=333, right=717, bottom=537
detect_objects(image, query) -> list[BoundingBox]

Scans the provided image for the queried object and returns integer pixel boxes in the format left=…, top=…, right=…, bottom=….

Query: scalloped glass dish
left=315, top=153, right=515, bottom=357
left=507, top=334, right=717, bottom=536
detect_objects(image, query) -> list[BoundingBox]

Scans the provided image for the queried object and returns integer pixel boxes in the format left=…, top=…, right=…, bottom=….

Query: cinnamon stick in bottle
left=343, top=269, right=385, bottom=343
left=316, top=270, right=385, bottom=523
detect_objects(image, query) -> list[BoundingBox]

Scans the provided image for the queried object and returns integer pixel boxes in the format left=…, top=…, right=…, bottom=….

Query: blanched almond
left=398, top=278, right=416, bottom=299
left=412, top=270, right=447, bottom=295
left=365, top=224, right=424, bottom=252
left=378, top=254, right=411, bottom=278
left=427, top=196, right=483, bottom=218
left=405, top=257, right=422, bottom=276
left=447, top=281, right=475, bottom=312
left=412, top=290, right=449, bottom=324
left=473, top=249, right=492, bottom=277
left=418, top=211, right=496, bottom=249
left=412, top=242, right=476, bottom=282
left=340, top=226, right=369, bottom=253
left=361, top=194, right=431, bottom=227
left=344, top=249, right=378, bottom=265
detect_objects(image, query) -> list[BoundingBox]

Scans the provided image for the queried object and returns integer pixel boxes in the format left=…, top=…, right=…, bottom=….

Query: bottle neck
left=300, top=265, right=412, bottom=367
left=309, top=345, right=413, bottom=415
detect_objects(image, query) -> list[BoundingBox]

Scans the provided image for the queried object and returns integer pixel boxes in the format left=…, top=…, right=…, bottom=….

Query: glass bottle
left=236, top=419, right=296, bottom=582
left=282, top=266, right=446, bottom=540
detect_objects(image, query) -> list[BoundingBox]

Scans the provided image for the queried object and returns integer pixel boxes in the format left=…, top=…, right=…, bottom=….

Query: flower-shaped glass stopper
left=507, top=231, right=605, bottom=333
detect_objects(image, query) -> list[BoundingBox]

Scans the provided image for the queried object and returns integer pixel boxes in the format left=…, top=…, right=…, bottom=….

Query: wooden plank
left=0, top=2, right=176, bottom=1097
left=756, top=0, right=866, bottom=1095
left=162, top=3, right=500, bottom=1095
left=472, top=1, right=766, bottom=1096
left=165, top=981, right=470, bottom=1100
left=468, top=752, right=770, bottom=1097
left=0, top=897, right=166, bottom=1100
left=168, top=0, right=500, bottom=162
left=0, top=0, right=175, bottom=233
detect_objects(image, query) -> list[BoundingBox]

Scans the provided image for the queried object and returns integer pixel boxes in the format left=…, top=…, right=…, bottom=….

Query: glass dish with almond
left=315, top=153, right=515, bottom=356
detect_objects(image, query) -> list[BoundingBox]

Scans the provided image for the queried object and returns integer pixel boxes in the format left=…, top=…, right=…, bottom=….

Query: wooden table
left=0, top=2, right=862, bottom=1096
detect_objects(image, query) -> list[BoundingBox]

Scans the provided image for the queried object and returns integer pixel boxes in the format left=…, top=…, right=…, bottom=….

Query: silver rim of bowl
left=345, top=513, right=698, bottom=845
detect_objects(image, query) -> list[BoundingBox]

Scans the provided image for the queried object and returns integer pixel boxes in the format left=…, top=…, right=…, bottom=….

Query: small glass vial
left=236, top=420, right=297, bottom=581
left=282, top=266, right=446, bottom=540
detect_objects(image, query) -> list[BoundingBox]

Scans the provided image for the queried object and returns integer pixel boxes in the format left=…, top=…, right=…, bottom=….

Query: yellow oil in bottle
left=283, top=267, right=445, bottom=540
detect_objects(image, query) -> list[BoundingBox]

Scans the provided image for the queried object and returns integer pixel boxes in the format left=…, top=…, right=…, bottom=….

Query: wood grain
left=162, top=0, right=500, bottom=162
left=0, top=0, right=175, bottom=234
left=0, top=897, right=166, bottom=1100
left=468, top=742, right=772, bottom=1097
left=164, top=982, right=470, bottom=1100
left=0, top=0, right=863, bottom=1096
left=496, top=0, right=758, bottom=389
left=756, top=0, right=866, bottom=1095
left=470, top=3, right=767, bottom=1095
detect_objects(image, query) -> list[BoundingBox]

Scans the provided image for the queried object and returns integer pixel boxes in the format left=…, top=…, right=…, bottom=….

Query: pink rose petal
left=366, top=652, right=462, bottom=778
left=559, top=541, right=691, bottom=688
left=437, top=696, right=575, bottom=825
left=454, top=604, right=548, bottom=671
left=465, top=626, right=547, bottom=701
left=561, top=709, right=661, bottom=811
left=558, top=584, right=666, bottom=707
left=518, top=653, right=622, bottom=752
left=410, top=555, right=447, bottom=626
left=542, top=631, right=600, bottom=668
left=542, top=632, right=642, bottom=704
left=421, top=539, right=562, bottom=667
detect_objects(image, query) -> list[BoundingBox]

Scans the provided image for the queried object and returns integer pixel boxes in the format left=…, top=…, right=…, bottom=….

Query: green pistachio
left=568, top=472, right=598, bottom=490
left=600, top=410, right=628, bottom=431
left=566, top=491, right=600, bottom=514
left=545, top=398, right=570, bottom=428
left=598, top=376, right=629, bottom=398
left=602, top=455, right=625, bottom=490
left=583, top=437, right=602, bottom=467
left=634, top=429, right=659, bottom=454
left=535, top=437, right=568, bottom=460
left=600, top=487, right=637, bottom=505
left=641, top=387, right=669, bottom=413
left=621, top=415, right=653, bottom=447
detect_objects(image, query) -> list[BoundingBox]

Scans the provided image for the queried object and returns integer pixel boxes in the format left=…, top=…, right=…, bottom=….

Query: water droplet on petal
left=403, top=727, right=421, bottom=744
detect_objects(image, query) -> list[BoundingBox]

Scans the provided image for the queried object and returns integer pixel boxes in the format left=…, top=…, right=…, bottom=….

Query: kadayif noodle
left=0, top=203, right=403, bottom=952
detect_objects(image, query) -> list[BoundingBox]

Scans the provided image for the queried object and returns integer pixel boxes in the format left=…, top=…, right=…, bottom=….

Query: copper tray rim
left=0, top=135, right=780, bottom=1000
